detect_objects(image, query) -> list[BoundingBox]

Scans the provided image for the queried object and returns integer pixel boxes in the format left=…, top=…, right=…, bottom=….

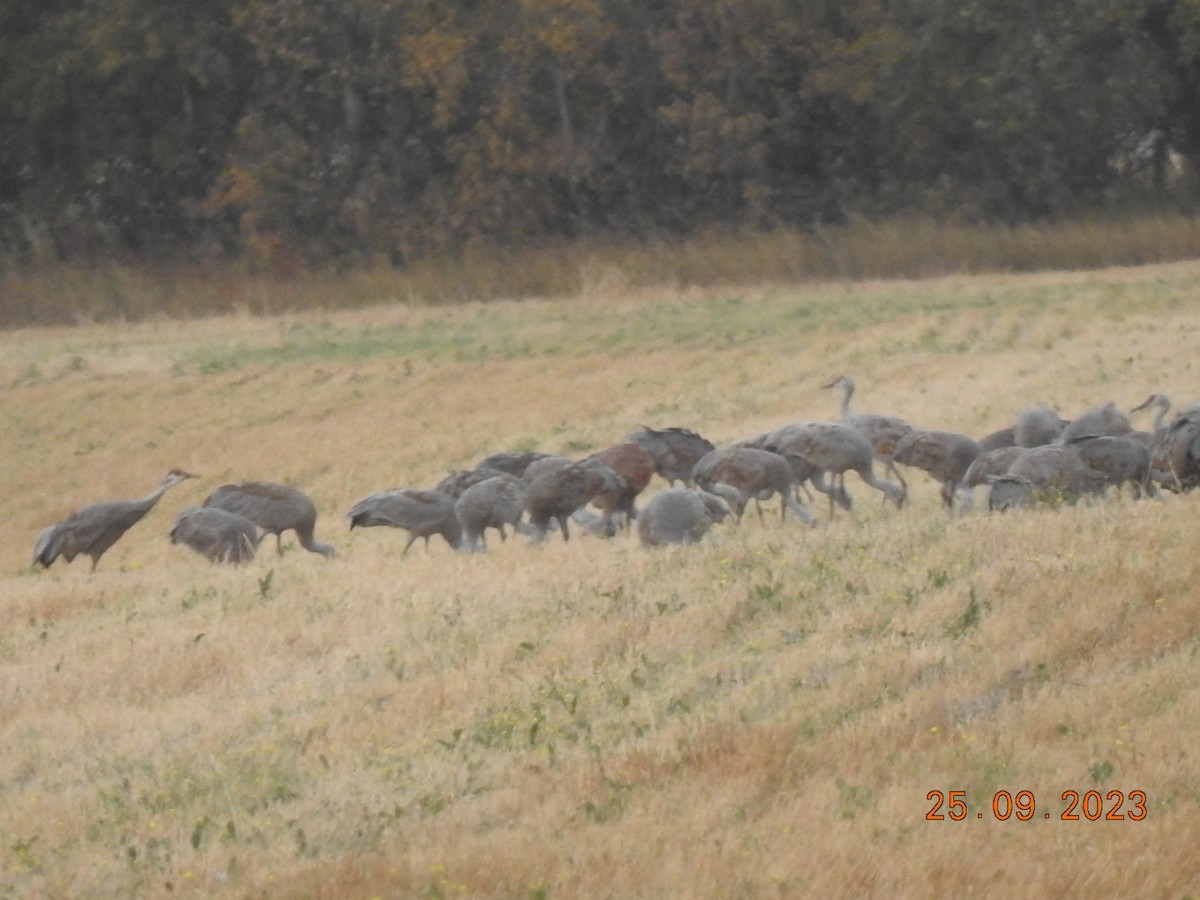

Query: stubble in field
left=2, top=263, right=1199, bottom=897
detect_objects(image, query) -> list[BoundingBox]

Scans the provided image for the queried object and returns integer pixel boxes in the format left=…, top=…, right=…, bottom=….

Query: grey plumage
left=823, top=375, right=914, bottom=491
left=435, top=466, right=509, bottom=499
left=1067, top=434, right=1152, bottom=498
left=892, top=429, right=982, bottom=508
left=1130, top=393, right=1171, bottom=435
left=520, top=455, right=574, bottom=484
left=962, top=446, right=1028, bottom=489
left=977, top=426, right=1017, bottom=452
left=347, top=488, right=464, bottom=552
left=986, top=475, right=1036, bottom=512
left=625, top=426, right=716, bottom=486
left=958, top=445, right=1028, bottom=511
left=455, top=474, right=526, bottom=551
left=637, top=488, right=733, bottom=547
left=736, top=431, right=850, bottom=511
left=475, top=451, right=551, bottom=478
left=1014, top=406, right=1065, bottom=447
left=170, top=506, right=260, bottom=564
left=764, top=422, right=905, bottom=510
left=987, top=444, right=1097, bottom=510
left=33, top=468, right=198, bottom=571
left=524, top=459, right=627, bottom=542
left=203, top=482, right=334, bottom=558
left=1058, top=401, right=1133, bottom=444
left=1148, top=405, right=1200, bottom=491
left=1129, top=393, right=1171, bottom=448
left=692, top=446, right=816, bottom=525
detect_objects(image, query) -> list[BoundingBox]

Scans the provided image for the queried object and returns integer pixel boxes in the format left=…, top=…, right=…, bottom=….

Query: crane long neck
left=839, top=382, right=854, bottom=421
left=136, top=479, right=180, bottom=513
left=302, top=536, right=336, bottom=558
left=1154, top=400, right=1169, bottom=433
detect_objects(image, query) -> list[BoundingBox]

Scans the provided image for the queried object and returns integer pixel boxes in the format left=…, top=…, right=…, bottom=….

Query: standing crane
left=1129, top=393, right=1171, bottom=446
left=822, top=375, right=915, bottom=492
left=202, top=482, right=335, bottom=558
left=764, top=421, right=906, bottom=512
left=33, top=468, right=198, bottom=571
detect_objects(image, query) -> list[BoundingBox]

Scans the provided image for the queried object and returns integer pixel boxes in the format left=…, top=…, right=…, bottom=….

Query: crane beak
left=820, top=376, right=841, bottom=389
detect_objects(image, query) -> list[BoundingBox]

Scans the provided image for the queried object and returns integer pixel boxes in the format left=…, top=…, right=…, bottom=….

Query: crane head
left=821, top=375, right=852, bottom=391
left=164, top=468, right=200, bottom=484
left=1129, top=393, right=1169, bottom=414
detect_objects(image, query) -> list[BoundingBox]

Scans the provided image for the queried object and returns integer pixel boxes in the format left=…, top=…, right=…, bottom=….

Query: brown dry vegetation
left=2, top=261, right=1200, bottom=898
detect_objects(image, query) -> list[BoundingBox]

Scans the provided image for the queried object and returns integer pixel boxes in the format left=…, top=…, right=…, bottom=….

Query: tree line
left=3, top=0, right=1199, bottom=270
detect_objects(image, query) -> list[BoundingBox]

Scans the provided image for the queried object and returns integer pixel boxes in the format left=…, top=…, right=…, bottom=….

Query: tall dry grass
left=5, top=214, right=1200, bottom=328
left=2, top=261, right=1199, bottom=897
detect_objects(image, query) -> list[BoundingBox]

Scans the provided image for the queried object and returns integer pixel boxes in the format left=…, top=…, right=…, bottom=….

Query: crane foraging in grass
left=347, top=488, right=464, bottom=553
left=626, top=426, right=716, bottom=486
left=203, top=482, right=335, bottom=557
left=764, top=422, right=906, bottom=512
left=691, top=445, right=816, bottom=525
left=637, top=488, right=733, bottom=547
left=33, top=468, right=198, bottom=571
left=892, top=429, right=982, bottom=509
left=170, top=506, right=261, bottom=564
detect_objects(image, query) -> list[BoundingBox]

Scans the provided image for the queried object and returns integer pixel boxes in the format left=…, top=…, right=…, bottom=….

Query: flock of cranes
left=29, top=376, right=1200, bottom=570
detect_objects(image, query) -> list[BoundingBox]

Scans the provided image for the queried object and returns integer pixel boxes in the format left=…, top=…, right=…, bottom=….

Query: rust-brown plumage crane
left=33, top=468, right=198, bottom=571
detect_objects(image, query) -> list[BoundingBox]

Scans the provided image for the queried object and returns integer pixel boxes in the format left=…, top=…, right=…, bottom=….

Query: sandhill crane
left=987, top=444, right=1098, bottom=510
left=691, top=446, right=816, bottom=525
left=1129, top=393, right=1171, bottom=449
left=1067, top=434, right=1152, bottom=498
left=436, top=466, right=508, bottom=499
left=347, top=488, right=464, bottom=552
left=736, top=431, right=851, bottom=512
left=766, top=422, right=905, bottom=511
left=956, top=446, right=1027, bottom=510
left=1014, top=406, right=1065, bottom=447
left=203, top=482, right=334, bottom=558
left=455, top=474, right=526, bottom=551
left=33, top=468, right=198, bottom=571
left=637, top=488, right=732, bottom=547
left=823, top=375, right=915, bottom=491
left=977, top=426, right=1016, bottom=452
left=1130, top=393, right=1171, bottom=435
left=475, top=451, right=552, bottom=478
left=892, top=429, right=982, bottom=509
left=963, top=446, right=1028, bottom=489
left=1058, top=402, right=1133, bottom=444
left=1148, top=405, right=1200, bottom=491
left=626, top=426, right=716, bottom=486
left=170, top=506, right=260, bottom=564
left=524, top=459, right=627, bottom=542
left=586, top=442, right=657, bottom=534
left=521, top=455, right=574, bottom=484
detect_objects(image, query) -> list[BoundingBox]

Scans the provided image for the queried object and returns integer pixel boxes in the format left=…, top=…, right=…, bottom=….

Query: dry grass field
left=2, top=261, right=1200, bottom=898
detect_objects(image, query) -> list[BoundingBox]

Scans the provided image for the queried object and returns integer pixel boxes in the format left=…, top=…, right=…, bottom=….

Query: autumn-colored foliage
left=2, top=1, right=1199, bottom=268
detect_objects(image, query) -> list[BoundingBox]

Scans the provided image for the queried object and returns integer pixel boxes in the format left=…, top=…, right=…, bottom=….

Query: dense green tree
left=0, top=0, right=246, bottom=258
left=873, top=0, right=1171, bottom=219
